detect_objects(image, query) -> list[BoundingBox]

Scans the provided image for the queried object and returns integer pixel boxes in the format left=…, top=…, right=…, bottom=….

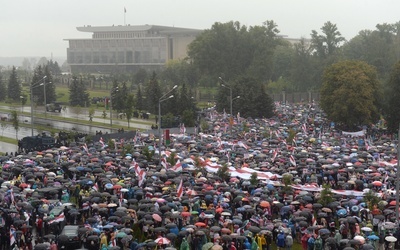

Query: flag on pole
left=161, top=157, right=169, bottom=169
left=289, top=154, right=296, bottom=166
left=302, top=123, right=307, bottom=134
left=99, top=137, right=105, bottom=148
left=48, top=213, right=65, bottom=224
left=177, top=179, right=183, bottom=198
left=138, top=169, right=146, bottom=187
left=82, top=143, right=89, bottom=153
left=171, top=160, right=182, bottom=172
left=10, top=228, right=16, bottom=246
left=271, top=149, right=278, bottom=162
left=92, top=182, right=99, bottom=192
left=180, top=123, right=186, bottom=134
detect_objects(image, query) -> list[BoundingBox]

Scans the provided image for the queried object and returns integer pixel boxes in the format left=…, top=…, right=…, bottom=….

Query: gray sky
left=1, top=0, right=399, bottom=58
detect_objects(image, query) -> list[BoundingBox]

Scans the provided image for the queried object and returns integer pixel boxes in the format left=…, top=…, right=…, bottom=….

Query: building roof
left=77, top=24, right=203, bottom=35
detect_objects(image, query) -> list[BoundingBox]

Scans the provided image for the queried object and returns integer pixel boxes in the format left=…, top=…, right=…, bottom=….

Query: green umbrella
left=202, top=242, right=214, bottom=250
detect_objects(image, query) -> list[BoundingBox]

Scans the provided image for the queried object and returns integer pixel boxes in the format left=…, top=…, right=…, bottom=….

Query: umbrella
left=202, top=242, right=214, bottom=250
left=367, top=234, right=379, bottom=241
left=385, top=236, right=397, bottom=242
left=353, top=235, right=365, bottom=244
left=154, top=237, right=170, bottom=245
left=361, top=227, right=372, bottom=232
left=152, top=213, right=162, bottom=222
left=360, top=244, right=374, bottom=250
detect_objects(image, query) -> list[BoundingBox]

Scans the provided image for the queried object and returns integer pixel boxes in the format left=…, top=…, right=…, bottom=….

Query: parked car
left=58, top=225, right=81, bottom=249
left=46, top=102, right=62, bottom=112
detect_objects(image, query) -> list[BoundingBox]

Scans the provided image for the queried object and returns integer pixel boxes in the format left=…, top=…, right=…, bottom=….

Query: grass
left=0, top=136, right=17, bottom=145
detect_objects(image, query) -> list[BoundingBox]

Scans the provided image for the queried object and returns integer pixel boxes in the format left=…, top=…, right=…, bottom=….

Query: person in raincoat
left=101, top=244, right=108, bottom=250
left=276, top=231, right=286, bottom=250
left=244, top=238, right=251, bottom=250
left=254, top=234, right=266, bottom=250
left=180, top=238, right=189, bottom=250
left=251, top=237, right=259, bottom=250
left=314, top=235, right=323, bottom=250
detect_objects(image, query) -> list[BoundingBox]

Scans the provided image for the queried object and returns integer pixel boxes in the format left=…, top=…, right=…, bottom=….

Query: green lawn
left=55, top=85, right=110, bottom=104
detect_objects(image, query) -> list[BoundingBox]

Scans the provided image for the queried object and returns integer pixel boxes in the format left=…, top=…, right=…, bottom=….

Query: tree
left=114, top=81, right=129, bottom=113
left=69, top=76, right=90, bottom=106
left=10, top=110, right=19, bottom=143
left=250, top=172, right=258, bottom=186
left=124, top=94, right=135, bottom=128
left=88, top=107, right=95, bottom=122
left=363, top=189, right=381, bottom=211
left=7, top=66, right=21, bottom=101
left=0, top=120, right=8, bottom=137
left=320, top=60, right=381, bottom=130
left=31, top=66, right=45, bottom=105
left=135, top=86, right=144, bottom=111
left=145, top=73, right=161, bottom=114
left=0, top=74, right=7, bottom=101
left=318, top=184, right=334, bottom=206
left=310, top=21, right=345, bottom=58
left=383, top=61, right=400, bottom=133
left=216, top=164, right=230, bottom=182
left=47, top=60, right=62, bottom=76
left=217, top=76, right=275, bottom=118
left=43, top=65, right=56, bottom=104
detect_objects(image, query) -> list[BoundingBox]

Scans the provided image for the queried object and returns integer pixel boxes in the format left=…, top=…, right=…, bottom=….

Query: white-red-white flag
left=177, top=179, right=183, bottom=198
left=271, top=149, right=278, bottom=162
left=138, top=169, right=146, bottom=187
left=171, top=160, right=182, bottom=172
left=289, top=155, right=296, bottom=166
left=48, top=213, right=65, bottom=224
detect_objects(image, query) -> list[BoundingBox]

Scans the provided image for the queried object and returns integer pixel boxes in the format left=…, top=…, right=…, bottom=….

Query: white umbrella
left=385, top=236, right=397, bottom=242
left=354, top=235, right=365, bottom=244
left=361, top=227, right=372, bottom=232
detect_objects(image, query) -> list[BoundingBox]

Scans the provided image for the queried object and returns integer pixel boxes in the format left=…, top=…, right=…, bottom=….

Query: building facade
left=64, top=25, right=203, bottom=74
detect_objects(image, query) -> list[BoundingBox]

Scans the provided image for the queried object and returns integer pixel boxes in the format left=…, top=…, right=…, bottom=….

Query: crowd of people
left=0, top=102, right=399, bottom=250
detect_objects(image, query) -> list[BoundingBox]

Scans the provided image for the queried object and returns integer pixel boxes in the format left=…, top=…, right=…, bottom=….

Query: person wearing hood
left=244, top=238, right=251, bottom=250
left=180, top=238, right=189, bottom=250
left=251, top=237, right=259, bottom=250
left=101, top=244, right=108, bottom=250
left=277, top=231, right=285, bottom=250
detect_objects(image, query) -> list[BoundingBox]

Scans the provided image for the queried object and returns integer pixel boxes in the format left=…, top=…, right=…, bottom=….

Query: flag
left=119, top=192, right=123, bottom=207
left=82, top=143, right=89, bottom=153
left=311, top=214, right=317, bottom=226
left=48, top=213, right=65, bottom=224
left=161, top=157, right=169, bottom=169
left=302, top=123, right=307, bottom=134
left=180, top=123, right=186, bottom=134
left=138, top=169, right=146, bottom=187
left=92, top=182, right=99, bottom=192
left=384, top=172, right=389, bottom=183
left=365, top=140, right=370, bottom=151
left=171, top=160, right=182, bottom=172
left=177, top=179, right=183, bottom=198
left=99, top=137, right=105, bottom=148
left=289, top=155, right=296, bottom=166
left=271, top=149, right=278, bottom=162
left=237, top=141, right=248, bottom=150
left=10, top=228, right=15, bottom=246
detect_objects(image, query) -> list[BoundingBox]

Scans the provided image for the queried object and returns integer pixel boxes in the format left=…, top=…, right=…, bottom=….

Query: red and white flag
left=289, top=155, right=297, bottom=166
left=99, top=137, right=105, bottom=148
left=171, top=160, right=182, bottom=172
left=92, top=182, right=99, bottom=192
left=48, top=213, right=65, bottom=224
left=302, top=123, right=307, bottom=134
left=161, top=157, right=169, bottom=169
left=271, top=149, right=278, bottom=162
left=177, top=179, right=183, bottom=198
left=82, top=143, right=89, bottom=153
left=138, top=169, right=146, bottom=187
left=180, top=123, right=186, bottom=134
left=10, top=228, right=15, bottom=246
left=237, top=141, right=249, bottom=150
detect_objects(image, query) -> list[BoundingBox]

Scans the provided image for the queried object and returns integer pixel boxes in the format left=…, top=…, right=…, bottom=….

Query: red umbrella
left=181, top=212, right=191, bottom=217
left=372, top=181, right=382, bottom=187
left=113, top=184, right=122, bottom=190
left=195, top=222, right=206, bottom=227
left=154, top=237, right=170, bottom=245
left=260, top=201, right=270, bottom=208
left=389, top=200, right=397, bottom=206
left=152, top=213, right=162, bottom=222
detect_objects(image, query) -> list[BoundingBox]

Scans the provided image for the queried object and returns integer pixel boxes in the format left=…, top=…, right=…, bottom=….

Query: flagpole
left=124, top=7, right=126, bottom=26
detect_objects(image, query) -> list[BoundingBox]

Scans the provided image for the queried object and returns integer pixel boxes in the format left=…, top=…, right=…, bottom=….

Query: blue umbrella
left=105, top=183, right=113, bottom=189
left=337, top=209, right=348, bottom=217
left=367, top=235, right=379, bottom=241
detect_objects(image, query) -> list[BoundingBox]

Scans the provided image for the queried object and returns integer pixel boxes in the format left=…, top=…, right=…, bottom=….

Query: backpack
left=307, top=236, right=315, bottom=247
left=314, top=238, right=323, bottom=249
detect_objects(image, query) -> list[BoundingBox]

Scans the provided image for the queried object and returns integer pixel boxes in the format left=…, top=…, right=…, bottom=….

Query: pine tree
left=136, top=86, right=144, bottom=111
left=31, top=66, right=45, bottom=105
left=69, top=76, right=90, bottom=106
left=0, top=74, right=7, bottom=101
left=7, top=66, right=21, bottom=101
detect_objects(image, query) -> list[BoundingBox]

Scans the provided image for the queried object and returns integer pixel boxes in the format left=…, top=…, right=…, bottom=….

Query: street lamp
left=158, top=85, right=178, bottom=167
left=40, top=81, right=51, bottom=117
left=20, top=96, right=24, bottom=113
left=219, top=77, right=236, bottom=134
left=110, top=87, right=119, bottom=131
left=30, top=76, right=47, bottom=136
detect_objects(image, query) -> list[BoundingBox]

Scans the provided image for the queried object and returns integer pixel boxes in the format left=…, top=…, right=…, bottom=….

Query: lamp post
left=110, top=87, right=118, bottom=131
left=41, top=80, right=51, bottom=117
left=219, top=77, right=235, bottom=134
left=20, top=96, right=24, bottom=113
left=30, top=76, right=46, bottom=136
left=158, top=85, right=178, bottom=167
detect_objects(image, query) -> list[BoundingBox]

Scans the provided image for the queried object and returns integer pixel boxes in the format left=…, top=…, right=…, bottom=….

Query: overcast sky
left=1, top=0, right=399, bottom=58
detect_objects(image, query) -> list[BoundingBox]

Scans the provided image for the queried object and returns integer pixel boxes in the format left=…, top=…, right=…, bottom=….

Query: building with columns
left=64, top=25, right=203, bottom=74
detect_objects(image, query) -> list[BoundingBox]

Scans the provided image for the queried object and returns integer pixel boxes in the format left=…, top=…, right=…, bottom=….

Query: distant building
left=64, top=25, right=203, bottom=74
